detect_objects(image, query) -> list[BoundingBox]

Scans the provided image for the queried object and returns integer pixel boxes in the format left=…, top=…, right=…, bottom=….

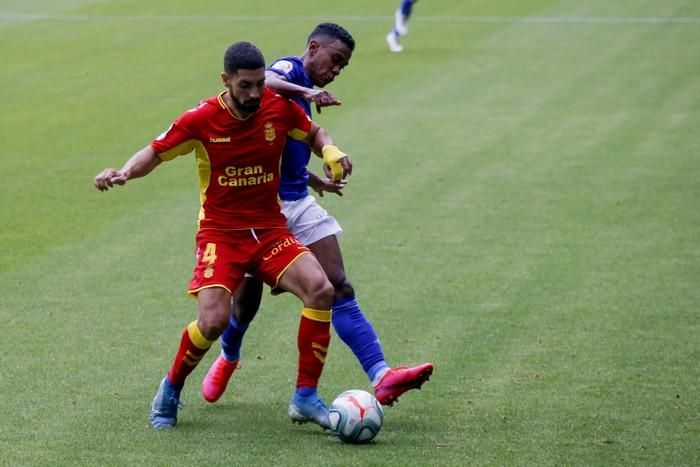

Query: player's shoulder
left=262, top=88, right=307, bottom=118
left=268, top=55, right=303, bottom=75
left=170, top=95, right=224, bottom=134
left=263, top=87, right=292, bottom=106
left=179, top=95, right=220, bottom=116
left=197, top=95, right=226, bottom=114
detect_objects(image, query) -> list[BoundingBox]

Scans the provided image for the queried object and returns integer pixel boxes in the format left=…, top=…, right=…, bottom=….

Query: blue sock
left=295, top=387, right=317, bottom=398
left=221, top=314, right=248, bottom=362
left=331, top=296, right=389, bottom=384
left=400, top=0, right=415, bottom=18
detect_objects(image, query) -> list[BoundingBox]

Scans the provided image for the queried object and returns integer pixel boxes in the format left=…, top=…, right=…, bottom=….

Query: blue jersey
left=267, top=56, right=314, bottom=201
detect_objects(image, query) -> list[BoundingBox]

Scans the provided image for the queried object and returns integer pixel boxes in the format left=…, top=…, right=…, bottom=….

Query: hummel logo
left=210, top=137, right=231, bottom=143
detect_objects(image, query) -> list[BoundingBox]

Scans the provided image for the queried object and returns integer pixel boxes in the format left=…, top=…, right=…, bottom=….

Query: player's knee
left=197, top=295, right=231, bottom=338
left=308, top=277, right=334, bottom=308
left=232, top=297, right=260, bottom=325
left=320, top=279, right=335, bottom=304
left=333, top=279, right=355, bottom=301
left=197, top=314, right=228, bottom=340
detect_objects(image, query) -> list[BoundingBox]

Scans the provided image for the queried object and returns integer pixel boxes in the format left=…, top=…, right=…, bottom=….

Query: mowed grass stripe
left=452, top=18, right=698, bottom=464
left=325, top=11, right=700, bottom=464
left=2, top=0, right=699, bottom=465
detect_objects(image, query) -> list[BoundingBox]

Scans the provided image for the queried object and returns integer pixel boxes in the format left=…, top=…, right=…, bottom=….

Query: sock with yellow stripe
left=167, top=321, right=214, bottom=387
left=295, top=308, right=331, bottom=394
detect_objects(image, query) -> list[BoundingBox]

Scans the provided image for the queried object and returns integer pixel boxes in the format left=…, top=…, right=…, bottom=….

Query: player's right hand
left=321, top=145, right=352, bottom=181
left=94, top=168, right=128, bottom=191
left=308, top=89, right=341, bottom=114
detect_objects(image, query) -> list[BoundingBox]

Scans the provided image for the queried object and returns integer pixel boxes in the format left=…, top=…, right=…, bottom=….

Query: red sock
left=167, top=321, right=213, bottom=386
left=296, top=308, right=331, bottom=389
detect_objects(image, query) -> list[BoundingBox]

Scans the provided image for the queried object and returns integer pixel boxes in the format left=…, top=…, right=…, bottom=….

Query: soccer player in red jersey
left=94, top=41, right=351, bottom=429
left=202, top=24, right=433, bottom=409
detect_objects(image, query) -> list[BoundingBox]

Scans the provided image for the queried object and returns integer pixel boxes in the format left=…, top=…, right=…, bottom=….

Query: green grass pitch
left=1, top=0, right=699, bottom=465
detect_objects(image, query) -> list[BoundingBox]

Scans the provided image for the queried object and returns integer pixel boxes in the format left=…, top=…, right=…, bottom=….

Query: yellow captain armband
left=321, top=144, right=346, bottom=181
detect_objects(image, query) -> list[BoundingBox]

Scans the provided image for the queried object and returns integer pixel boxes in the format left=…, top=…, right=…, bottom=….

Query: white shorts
left=244, top=195, right=341, bottom=279
left=281, top=195, right=343, bottom=246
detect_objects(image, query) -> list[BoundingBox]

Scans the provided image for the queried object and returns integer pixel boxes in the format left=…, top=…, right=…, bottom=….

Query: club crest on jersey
left=270, top=60, right=294, bottom=74
left=264, top=121, right=276, bottom=143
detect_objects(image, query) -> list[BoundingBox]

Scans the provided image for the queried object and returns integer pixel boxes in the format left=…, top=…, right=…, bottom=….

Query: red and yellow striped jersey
left=151, top=88, right=312, bottom=230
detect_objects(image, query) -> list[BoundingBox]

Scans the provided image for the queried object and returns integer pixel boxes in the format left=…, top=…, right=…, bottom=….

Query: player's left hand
left=313, top=178, right=348, bottom=197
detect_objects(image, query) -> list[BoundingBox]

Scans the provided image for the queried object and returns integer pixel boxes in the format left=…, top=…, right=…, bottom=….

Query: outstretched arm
left=265, top=71, right=341, bottom=113
left=94, top=145, right=162, bottom=191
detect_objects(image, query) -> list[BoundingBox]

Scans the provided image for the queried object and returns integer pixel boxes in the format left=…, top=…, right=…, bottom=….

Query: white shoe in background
left=386, top=32, right=403, bottom=53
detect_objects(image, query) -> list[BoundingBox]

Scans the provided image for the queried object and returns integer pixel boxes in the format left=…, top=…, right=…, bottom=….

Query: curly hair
left=224, top=41, right=265, bottom=74
left=307, top=23, right=355, bottom=51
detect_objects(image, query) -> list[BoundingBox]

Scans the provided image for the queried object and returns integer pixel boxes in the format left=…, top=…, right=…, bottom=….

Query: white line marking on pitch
left=1, top=13, right=699, bottom=25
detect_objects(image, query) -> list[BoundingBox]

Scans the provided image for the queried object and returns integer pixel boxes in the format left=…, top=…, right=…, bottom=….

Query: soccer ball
left=328, top=389, right=384, bottom=443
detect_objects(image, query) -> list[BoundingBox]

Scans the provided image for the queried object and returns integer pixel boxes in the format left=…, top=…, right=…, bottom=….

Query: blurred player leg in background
left=386, top=0, right=419, bottom=53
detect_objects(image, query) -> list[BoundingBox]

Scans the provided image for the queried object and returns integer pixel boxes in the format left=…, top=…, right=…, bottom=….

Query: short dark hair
left=308, top=23, right=355, bottom=51
left=223, top=41, right=265, bottom=74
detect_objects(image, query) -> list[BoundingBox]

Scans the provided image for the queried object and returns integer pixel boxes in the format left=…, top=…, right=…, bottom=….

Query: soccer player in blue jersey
left=201, top=23, right=433, bottom=426
left=386, top=0, right=420, bottom=53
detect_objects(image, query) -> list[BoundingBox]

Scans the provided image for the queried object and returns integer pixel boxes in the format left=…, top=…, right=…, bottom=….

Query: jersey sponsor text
left=218, top=165, right=274, bottom=187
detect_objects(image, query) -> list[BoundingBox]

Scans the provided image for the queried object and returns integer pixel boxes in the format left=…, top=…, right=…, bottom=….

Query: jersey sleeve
left=267, top=58, right=301, bottom=82
left=286, top=98, right=313, bottom=141
left=150, top=103, right=204, bottom=160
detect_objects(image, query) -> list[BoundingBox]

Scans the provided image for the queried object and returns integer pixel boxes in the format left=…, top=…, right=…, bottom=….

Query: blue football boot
left=288, top=393, right=331, bottom=430
left=149, top=377, right=182, bottom=429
